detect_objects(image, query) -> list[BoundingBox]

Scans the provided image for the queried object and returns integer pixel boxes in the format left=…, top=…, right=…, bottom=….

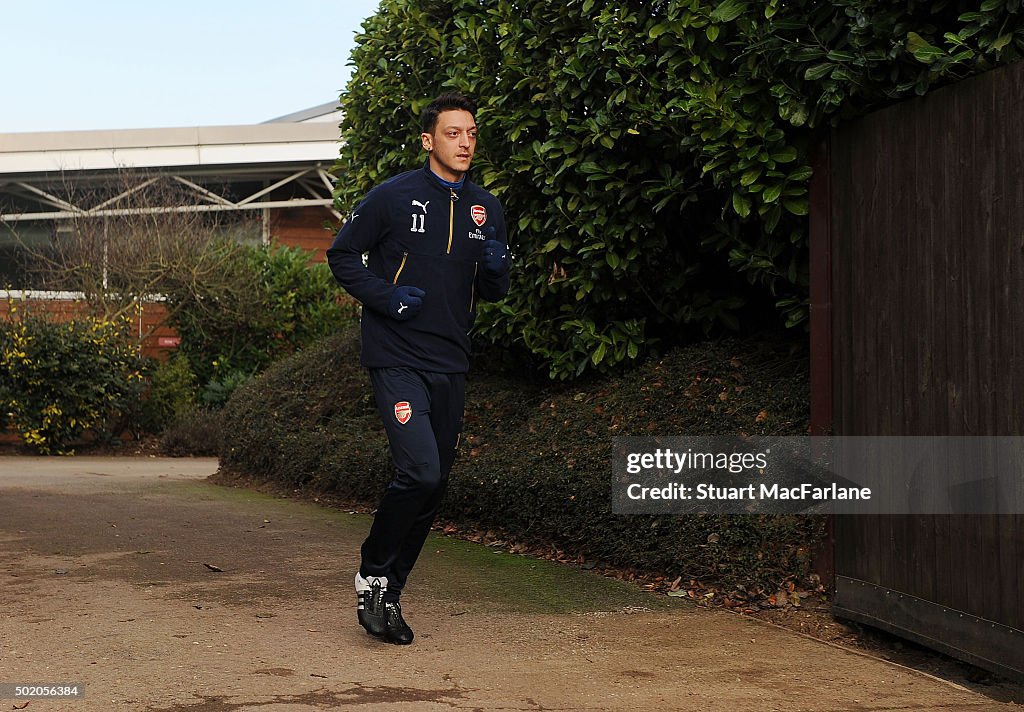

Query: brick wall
left=0, top=298, right=176, bottom=360
left=270, top=206, right=340, bottom=260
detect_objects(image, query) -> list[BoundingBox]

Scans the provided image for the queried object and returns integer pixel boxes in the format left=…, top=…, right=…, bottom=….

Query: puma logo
left=412, top=200, right=430, bottom=213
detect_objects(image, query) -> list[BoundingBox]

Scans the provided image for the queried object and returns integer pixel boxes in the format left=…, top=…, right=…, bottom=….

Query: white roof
left=0, top=121, right=340, bottom=178
left=264, top=101, right=344, bottom=124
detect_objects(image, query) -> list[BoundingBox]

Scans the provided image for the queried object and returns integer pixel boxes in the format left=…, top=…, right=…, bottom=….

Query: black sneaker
left=355, top=573, right=387, bottom=637
left=382, top=601, right=414, bottom=645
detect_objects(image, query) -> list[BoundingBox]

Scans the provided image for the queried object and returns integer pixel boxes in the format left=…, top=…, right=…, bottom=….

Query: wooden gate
left=810, top=59, right=1024, bottom=680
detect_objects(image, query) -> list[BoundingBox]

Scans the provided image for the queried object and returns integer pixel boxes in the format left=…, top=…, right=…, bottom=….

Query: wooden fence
left=811, top=59, right=1024, bottom=680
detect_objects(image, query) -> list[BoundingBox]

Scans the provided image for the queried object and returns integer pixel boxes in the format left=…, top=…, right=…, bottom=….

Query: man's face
left=421, top=109, right=477, bottom=183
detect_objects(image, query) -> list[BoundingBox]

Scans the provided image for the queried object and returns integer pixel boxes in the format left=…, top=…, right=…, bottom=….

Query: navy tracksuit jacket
left=327, top=160, right=510, bottom=598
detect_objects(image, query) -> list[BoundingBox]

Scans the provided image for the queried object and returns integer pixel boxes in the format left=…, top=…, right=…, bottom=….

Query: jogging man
left=326, top=91, right=510, bottom=645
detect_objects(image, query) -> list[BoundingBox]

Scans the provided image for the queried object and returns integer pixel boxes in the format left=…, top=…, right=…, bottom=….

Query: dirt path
left=0, top=456, right=1019, bottom=711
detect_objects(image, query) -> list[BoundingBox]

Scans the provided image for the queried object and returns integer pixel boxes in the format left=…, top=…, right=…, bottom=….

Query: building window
left=0, top=222, right=63, bottom=290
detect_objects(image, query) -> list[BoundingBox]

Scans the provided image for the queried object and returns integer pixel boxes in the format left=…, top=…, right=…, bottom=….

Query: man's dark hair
left=421, top=91, right=477, bottom=134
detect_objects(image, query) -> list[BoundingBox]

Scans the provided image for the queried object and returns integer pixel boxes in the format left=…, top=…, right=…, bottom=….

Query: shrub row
left=1, top=243, right=353, bottom=453
left=220, top=328, right=820, bottom=592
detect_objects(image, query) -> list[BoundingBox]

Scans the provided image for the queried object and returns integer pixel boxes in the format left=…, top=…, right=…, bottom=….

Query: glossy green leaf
left=710, top=0, right=748, bottom=23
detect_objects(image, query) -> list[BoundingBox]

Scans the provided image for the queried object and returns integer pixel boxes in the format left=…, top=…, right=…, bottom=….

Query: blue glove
left=481, top=233, right=509, bottom=277
left=388, top=285, right=425, bottom=321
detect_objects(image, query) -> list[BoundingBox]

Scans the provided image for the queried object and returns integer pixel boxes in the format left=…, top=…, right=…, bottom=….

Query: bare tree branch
left=12, top=169, right=261, bottom=343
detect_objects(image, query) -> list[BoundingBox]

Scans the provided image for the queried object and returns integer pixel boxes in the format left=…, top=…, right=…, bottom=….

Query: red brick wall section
left=0, top=298, right=177, bottom=360
left=270, top=206, right=340, bottom=262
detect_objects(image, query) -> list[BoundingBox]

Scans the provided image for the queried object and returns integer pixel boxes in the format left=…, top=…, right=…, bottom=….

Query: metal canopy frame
left=0, top=165, right=341, bottom=223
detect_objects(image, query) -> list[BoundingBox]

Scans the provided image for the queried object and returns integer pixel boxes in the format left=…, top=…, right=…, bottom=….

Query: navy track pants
left=360, top=366, right=465, bottom=600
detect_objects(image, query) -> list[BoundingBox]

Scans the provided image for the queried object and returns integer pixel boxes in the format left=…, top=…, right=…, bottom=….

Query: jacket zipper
left=469, top=263, right=478, bottom=313
left=392, top=251, right=408, bottom=283
left=447, top=189, right=456, bottom=254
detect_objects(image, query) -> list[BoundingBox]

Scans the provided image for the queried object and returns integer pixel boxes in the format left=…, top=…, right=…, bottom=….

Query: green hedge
left=219, top=323, right=390, bottom=499
left=220, top=329, right=819, bottom=591
left=337, top=0, right=1024, bottom=379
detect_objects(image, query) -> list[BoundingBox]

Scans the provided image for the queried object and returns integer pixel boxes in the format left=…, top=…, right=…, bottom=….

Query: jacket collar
left=421, top=158, right=469, bottom=193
